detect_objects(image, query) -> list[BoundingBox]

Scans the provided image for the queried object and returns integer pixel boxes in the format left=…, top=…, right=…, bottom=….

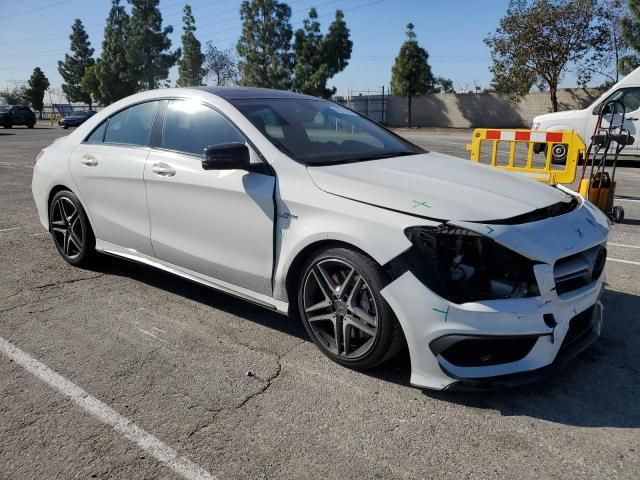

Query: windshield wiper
left=309, top=151, right=418, bottom=166
left=353, top=151, right=417, bottom=161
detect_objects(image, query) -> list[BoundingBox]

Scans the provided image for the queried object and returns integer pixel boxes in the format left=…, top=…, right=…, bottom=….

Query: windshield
left=231, top=98, right=424, bottom=165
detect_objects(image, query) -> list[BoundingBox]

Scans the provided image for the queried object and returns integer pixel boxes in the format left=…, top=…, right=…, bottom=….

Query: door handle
left=80, top=154, right=98, bottom=167
left=626, top=117, right=638, bottom=121
left=151, top=162, right=176, bottom=177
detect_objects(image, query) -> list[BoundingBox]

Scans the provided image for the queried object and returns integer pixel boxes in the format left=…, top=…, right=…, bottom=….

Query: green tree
left=432, top=77, right=455, bottom=93
left=292, top=8, right=325, bottom=95
left=323, top=10, right=352, bottom=88
left=292, top=8, right=352, bottom=98
left=177, top=3, right=204, bottom=87
left=390, top=23, right=435, bottom=127
left=592, top=0, right=629, bottom=82
left=58, top=19, right=95, bottom=108
left=0, top=86, right=27, bottom=105
left=127, top=0, right=180, bottom=90
left=485, top=0, right=604, bottom=112
left=204, top=42, right=238, bottom=86
left=237, top=0, right=293, bottom=89
left=80, top=65, right=100, bottom=103
left=24, top=68, right=50, bottom=118
left=87, top=0, right=137, bottom=105
left=620, top=0, right=640, bottom=74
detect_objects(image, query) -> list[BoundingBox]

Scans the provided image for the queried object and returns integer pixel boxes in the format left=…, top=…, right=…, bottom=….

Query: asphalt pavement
left=0, top=125, right=638, bottom=479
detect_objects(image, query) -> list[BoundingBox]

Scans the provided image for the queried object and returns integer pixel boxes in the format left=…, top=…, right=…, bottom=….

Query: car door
left=11, top=106, right=24, bottom=124
left=144, top=99, right=275, bottom=295
left=586, top=87, right=640, bottom=153
left=69, top=100, right=159, bottom=256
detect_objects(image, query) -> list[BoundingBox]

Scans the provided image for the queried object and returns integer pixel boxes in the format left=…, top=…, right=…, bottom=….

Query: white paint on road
left=608, top=257, right=640, bottom=266
left=0, top=336, right=217, bottom=480
left=609, top=242, right=640, bottom=250
left=0, top=161, right=34, bottom=169
left=0, top=227, right=22, bottom=233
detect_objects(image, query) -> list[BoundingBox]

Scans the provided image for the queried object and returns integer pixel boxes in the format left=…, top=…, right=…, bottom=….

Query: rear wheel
left=49, top=190, right=96, bottom=267
left=27, top=122, right=35, bottom=129
left=3, top=122, right=12, bottom=129
left=298, top=247, right=404, bottom=370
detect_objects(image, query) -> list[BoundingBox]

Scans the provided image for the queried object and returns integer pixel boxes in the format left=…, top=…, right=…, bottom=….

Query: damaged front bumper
left=380, top=199, right=609, bottom=391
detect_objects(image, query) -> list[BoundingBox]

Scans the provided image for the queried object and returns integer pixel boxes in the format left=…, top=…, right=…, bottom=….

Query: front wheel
left=551, top=143, right=568, bottom=165
left=3, top=122, right=12, bottom=129
left=27, top=122, right=35, bottom=129
left=612, top=206, right=625, bottom=223
left=49, top=190, right=96, bottom=267
left=298, top=247, right=404, bottom=370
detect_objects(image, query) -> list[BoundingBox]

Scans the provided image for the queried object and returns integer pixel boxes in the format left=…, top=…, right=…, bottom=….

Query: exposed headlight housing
left=404, top=225, right=540, bottom=304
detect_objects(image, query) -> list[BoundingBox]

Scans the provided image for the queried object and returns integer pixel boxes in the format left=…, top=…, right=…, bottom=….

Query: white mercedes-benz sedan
left=32, top=87, right=609, bottom=390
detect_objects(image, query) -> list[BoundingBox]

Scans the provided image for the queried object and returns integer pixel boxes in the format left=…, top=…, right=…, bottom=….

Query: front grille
left=554, top=245, right=606, bottom=295
left=561, top=306, right=595, bottom=352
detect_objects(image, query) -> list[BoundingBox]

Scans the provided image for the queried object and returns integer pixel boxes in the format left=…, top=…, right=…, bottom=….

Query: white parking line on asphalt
left=0, top=161, right=34, bottom=169
left=0, top=227, right=22, bottom=233
left=0, top=336, right=217, bottom=480
left=615, top=197, right=640, bottom=203
left=609, top=242, right=640, bottom=249
left=608, top=257, right=640, bottom=266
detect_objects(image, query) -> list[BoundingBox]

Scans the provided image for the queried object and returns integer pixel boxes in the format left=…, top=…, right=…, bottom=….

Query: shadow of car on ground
left=89, top=256, right=640, bottom=429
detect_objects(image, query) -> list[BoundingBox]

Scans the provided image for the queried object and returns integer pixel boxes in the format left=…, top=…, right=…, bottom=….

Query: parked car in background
left=0, top=105, right=36, bottom=129
left=61, top=110, right=96, bottom=129
left=31, top=87, right=609, bottom=390
left=532, top=66, right=640, bottom=162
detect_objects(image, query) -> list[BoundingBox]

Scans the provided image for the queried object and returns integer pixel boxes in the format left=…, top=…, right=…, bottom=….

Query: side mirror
left=202, top=143, right=250, bottom=170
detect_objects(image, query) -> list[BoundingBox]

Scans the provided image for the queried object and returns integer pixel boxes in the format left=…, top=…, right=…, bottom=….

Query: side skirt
left=95, top=240, right=290, bottom=315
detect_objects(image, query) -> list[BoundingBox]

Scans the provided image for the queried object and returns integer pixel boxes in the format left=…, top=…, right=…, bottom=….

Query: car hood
left=306, top=152, right=571, bottom=222
left=533, top=108, right=583, bottom=124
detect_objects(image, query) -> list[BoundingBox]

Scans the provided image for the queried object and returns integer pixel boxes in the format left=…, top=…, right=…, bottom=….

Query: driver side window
left=161, top=100, right=245, bottom=156
left=602, top=88, right=640, bottom=113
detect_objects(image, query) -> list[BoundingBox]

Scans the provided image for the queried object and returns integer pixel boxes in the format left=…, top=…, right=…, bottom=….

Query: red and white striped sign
left=485, top=130, right=564, bottom=143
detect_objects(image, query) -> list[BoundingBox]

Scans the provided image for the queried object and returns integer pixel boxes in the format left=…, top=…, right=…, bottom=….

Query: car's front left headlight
left=404, top=225, right=540, bottom=304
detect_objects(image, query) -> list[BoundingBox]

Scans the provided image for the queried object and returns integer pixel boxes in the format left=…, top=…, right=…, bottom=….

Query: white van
left=532, top=67, right=640, bottom=159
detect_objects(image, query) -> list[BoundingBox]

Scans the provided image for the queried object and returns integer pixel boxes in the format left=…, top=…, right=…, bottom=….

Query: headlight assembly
left=404, top=225, right=540, bottom=304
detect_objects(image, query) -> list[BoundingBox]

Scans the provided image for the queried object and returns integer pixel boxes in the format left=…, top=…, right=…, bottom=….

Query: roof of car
left=189, top=86, right=317, bottom=101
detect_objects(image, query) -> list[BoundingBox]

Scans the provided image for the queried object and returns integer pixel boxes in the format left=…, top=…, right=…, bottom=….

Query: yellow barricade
left=466, top=129, right=586, bottom=185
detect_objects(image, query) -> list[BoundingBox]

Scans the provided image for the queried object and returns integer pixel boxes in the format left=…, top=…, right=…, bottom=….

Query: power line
left=2, top=0, right=74, bottom=18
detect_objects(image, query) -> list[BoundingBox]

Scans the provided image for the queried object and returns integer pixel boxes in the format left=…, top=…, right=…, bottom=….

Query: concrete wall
left=386, top=88, right=602, bottom=128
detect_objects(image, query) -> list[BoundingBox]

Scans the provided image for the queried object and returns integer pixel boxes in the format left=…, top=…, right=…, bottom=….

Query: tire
left=297, top=247, right=404, bottom=370
left=3, top=122, right=12, bottom=129
left=612, top=206, right=625, bottom=223
left=551, top=143, right=568, bottom=165
left=533, top=143, right=546, bottom=154
left=27, top=122, right=35, bottom=129
left=48, top=190, right=96, bottom=267
left=62, top=125, right=68, bottom=129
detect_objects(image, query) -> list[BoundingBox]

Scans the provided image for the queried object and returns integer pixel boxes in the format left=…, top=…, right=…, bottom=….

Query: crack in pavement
left=235, top=360, right=282, bottom=411
left=34, top=274, right=104, bottom=289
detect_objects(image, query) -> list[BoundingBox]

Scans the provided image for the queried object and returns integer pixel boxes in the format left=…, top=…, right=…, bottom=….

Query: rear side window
left=86, top=121, right=107, bottom=143
left=161, top=100, right=245, bottom=156
left=104, top=101, right=158, bottom=147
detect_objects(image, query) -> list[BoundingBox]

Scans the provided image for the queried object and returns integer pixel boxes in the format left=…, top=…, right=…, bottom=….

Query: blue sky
left=0, top=0, right=580, bottom=98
